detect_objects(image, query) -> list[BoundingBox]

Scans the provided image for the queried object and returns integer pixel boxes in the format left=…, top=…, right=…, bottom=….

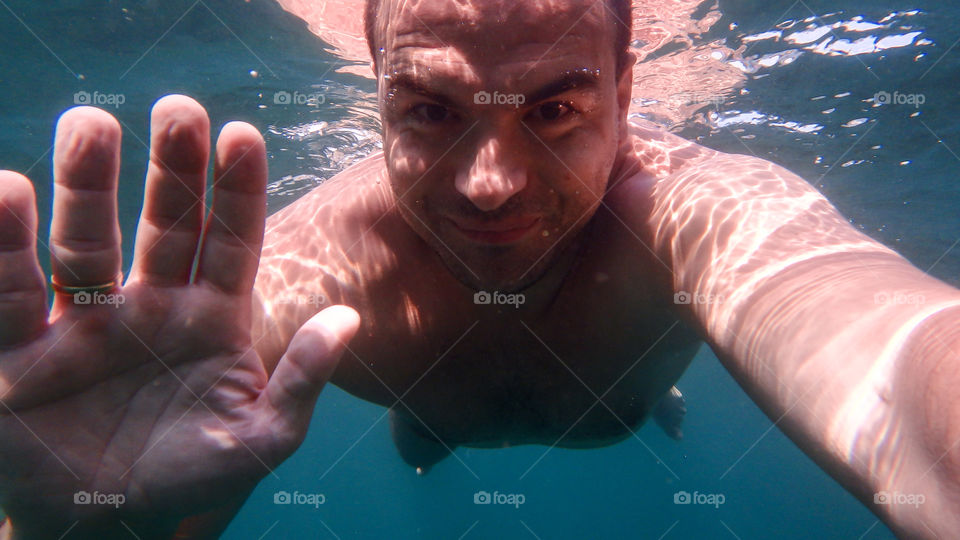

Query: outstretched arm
left=625, top=123, right=960, bottom=538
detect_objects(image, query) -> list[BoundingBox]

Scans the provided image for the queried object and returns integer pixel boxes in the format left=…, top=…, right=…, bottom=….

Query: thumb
left=263, top=305, right=360, bottom=420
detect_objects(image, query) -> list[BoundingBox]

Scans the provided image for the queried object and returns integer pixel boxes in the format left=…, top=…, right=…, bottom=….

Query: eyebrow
left=385, top=69, right=602, bottom=106
left=385, top=73, right=458, bottom=107
left=525, top=69, right=602, bottom=104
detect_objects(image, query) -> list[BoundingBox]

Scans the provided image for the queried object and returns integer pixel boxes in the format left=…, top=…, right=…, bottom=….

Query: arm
left=631, top=127, right=960, bottom=537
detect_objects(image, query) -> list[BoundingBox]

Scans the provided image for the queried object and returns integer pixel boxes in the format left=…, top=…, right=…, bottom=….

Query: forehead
left=378, top=0, right=614, bottom=83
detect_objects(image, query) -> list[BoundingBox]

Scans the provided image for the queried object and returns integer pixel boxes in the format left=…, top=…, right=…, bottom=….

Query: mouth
left=447, top=216, right=541, bottom=245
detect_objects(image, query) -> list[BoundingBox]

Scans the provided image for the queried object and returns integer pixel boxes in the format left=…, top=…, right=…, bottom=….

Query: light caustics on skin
left=255, top=0, right=618, bottom=353
left=200, top=425, right=240, bottom=450
left=264, top=5, right=941, bottom=336
left=277, top=0, right=747, bottom=128
left=370, top=0, right=623, bottom=295
left=252, top=154, right=426, bottom=367
left=273, top=1, right=936, bottom=163
left=248, top=0, right=704, bottom=451
left=263, top=0, right=956, bottom=473
left=637, top=121, right=960, bottom=515
left=265, top=3, right=939, bottom=290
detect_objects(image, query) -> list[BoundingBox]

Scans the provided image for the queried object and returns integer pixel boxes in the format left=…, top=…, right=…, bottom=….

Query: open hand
left=0, top=96, right=359, bottom=538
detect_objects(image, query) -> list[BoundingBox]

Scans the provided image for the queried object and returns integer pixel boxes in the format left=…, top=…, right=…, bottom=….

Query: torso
left=255, top=137, right=703, bottom=449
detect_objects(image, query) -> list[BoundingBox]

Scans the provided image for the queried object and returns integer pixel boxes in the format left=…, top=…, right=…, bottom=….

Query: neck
left=504, top=216, right=595, bottom=318
left=608, top=138, right=643, bottom=192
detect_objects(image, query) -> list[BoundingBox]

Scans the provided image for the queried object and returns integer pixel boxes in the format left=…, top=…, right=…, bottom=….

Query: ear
left=615, top=52, right=636, bottom=143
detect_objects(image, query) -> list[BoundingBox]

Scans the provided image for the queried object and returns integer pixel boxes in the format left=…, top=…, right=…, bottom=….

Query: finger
left=129, top=95, right=210, bottom=286
left=263, top=306, right=360, bottom=431
left=49, top=106, right=122, bottom=292
left=0, top=172, right=47, bottom=347
left=195, top=122, right=267, bottom=294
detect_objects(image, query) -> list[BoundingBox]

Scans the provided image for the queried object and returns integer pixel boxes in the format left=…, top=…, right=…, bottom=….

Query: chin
left=466, top=273, right=538, bottom=294
left=435, top=254, right=535, bottom=292
left=440, top=241, right=570, bottom=294
left=411, top=210, right=590, bottom=294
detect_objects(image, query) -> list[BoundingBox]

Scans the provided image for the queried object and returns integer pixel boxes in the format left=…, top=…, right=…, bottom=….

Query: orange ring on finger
left=50, top=273, right=123, bottom=295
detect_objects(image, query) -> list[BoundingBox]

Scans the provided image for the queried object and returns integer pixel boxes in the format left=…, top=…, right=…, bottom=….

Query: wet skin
left=3, top=0, right=960, bottom=538
left=257, top=147, right=701, bottom=449
left=254, top=0, right=701, bottom=451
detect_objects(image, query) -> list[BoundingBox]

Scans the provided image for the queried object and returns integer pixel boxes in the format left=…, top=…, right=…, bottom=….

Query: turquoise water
left=1, top=1, right=957, bottom=538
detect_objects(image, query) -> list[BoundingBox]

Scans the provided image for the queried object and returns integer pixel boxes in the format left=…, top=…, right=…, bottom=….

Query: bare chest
left=330, top=191, right=700, bottom=446
left=411, top=317, right=696, bottom=446
left=341, top=270, right=700, bottom=447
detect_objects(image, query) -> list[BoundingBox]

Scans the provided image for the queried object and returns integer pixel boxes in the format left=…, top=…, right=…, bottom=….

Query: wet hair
left=364, top=0, right=633, bottom=75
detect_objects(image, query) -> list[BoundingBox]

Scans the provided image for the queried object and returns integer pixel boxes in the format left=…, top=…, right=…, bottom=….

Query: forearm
left=884, top=303, right=960, bottom=538
left=648, top=150, right=960, bottom=536
left=707, top=253, right=960, bottom=533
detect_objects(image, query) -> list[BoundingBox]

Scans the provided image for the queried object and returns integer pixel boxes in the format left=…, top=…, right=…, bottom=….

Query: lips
left=447, top=216, right=541, bottom=245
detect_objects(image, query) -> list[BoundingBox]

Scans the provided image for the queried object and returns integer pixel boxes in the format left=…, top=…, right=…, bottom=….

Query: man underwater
left=1, top=0, right=959, bottom=538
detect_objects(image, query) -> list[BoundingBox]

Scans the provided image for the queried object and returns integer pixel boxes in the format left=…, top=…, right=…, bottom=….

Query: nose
left=455, top=135, right=528, bottom=212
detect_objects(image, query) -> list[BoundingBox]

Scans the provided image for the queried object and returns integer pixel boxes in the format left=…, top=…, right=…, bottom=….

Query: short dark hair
left=364, top=0, right=633, bottom=75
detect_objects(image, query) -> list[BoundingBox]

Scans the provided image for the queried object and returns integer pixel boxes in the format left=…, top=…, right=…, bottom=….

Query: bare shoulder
left=252, top=152, right=414, bottom=369
left=604, top=120, right=908, bottom=336
left=263, top=151, right=393, bottom=245
left=609, top=120, right=889, bottom=255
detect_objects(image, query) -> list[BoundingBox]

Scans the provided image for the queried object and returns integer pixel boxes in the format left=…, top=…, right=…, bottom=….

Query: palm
left=0, top=97, right=358, bottom=537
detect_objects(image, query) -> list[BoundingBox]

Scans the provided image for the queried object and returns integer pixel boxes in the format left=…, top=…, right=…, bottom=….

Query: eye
left=411, top=103, right=454, bottom=124
left=528, top=101, right=575, bottom=122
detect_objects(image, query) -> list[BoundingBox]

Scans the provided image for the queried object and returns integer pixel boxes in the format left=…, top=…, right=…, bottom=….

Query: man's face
left=377, top=0, right=628, bottom=292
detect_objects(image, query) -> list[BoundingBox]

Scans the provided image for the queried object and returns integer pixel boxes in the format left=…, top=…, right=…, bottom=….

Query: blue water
left=1, top=1, right=957, bottom=538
